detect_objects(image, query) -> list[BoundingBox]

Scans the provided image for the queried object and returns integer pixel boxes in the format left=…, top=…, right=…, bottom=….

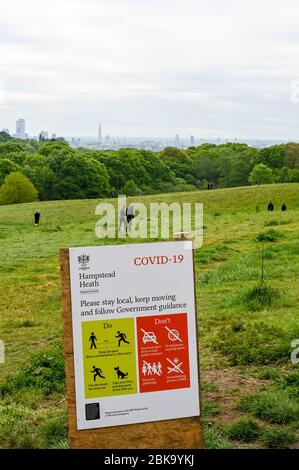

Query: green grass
left=204, top=426, right=232, bottom=449
left=226, top=418, right=262, bottom=442
left=254, top=367, right=282, bottom=381
left=256, top=229, right=283, bottom=242
left=213, top=321, right=296, bottom=365
left=0, top=346, right=65, bottom=398
left=242, top=285, right=280, bottom=311
left=202, top=400, right=222, bottom=417
left=0, top=182, right=299, bottom=448
left=262, top=428, right=296, bottom=448
left=238, top=390, right=299, bottom=424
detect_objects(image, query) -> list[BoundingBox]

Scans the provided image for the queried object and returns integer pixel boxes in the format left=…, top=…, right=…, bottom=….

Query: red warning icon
left=136, top=313, right=190, bottom=393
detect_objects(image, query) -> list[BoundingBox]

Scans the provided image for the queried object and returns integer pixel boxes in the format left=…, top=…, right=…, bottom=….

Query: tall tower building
left=98, top=121, right=102, bottom=144
left=175, top=134, right=180, bottom=146
left=15, top=118, right=26, bottom=139
left=190, top=135, right=195, bottom=146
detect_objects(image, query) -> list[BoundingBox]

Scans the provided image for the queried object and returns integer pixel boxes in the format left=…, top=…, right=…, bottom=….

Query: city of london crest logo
left=78, top=254, right=90, bottom=270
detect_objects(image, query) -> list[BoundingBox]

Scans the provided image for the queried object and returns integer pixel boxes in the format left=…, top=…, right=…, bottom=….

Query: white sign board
left=69, top=241, right=200, bottom=430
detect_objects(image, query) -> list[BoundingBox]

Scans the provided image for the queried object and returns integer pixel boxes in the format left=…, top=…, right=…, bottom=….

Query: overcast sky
left=1, top=0, right=299, bottom=139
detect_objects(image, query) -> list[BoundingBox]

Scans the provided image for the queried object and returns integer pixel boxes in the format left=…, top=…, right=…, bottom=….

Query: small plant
left=202, top=400, right=221, bottom=416
left=281, top=371, right=299, bottom=398
left=284, top=371, right=299, bottom=388
left=231, top=320, right=245, bottom=332
left=201, top=381, right=220, bottom=392
left=15, top=319, right=38, bottom=328
left=256, top=367, right=281, bottom=381
left=226, top=418, right=262, bottom=442
left=49, top=438, right=70, bottom=449
left=40, top=411, right=68, bottom=446
left=243, top=285, right=279, bottom=310
left=256, top=229, right=281, bottom=242
left=262, top=428, right=296, bottom=448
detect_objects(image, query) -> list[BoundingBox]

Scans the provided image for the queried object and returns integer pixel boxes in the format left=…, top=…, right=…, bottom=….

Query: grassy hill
left=0, top=183, right=299, bottom=448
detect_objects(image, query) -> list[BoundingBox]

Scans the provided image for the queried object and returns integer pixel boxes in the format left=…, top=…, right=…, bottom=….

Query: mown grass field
left=0, top=183, right=298, bottom=449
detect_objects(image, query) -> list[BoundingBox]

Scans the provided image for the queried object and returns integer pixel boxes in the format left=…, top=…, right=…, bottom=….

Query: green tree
left=192, top=152, right=219, bottom=186
left=252, top=145, right=285, bottom=169
left=48, top=153, right=110, bottom=199
left=0, top=158, right=20, bottom=185
left=0, top=141, right=29, bottom=165
left=38, top=140, right=73, bottom=158
left=0, top=172, right=38, bottom=204
left=123, top=179, right=138, bottom=196
left=0, top=131, right=12, bottom=143
left=284, top=142, right=299, bottom=170
left=249, top=164, right=274, bottom=185
left=159, top=147, right=197, bottom=186
left=22, top=154, right=55, bottom=200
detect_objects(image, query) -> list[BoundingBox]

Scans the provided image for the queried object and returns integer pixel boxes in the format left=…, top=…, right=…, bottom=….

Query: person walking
left=34, top=209, right=41, bottom=226
left=267, top=201, right=274, bottom=211
left=126, top=204, right=135, bottom=231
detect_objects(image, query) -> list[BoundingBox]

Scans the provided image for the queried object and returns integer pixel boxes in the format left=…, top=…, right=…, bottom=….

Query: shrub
left=123, top=179, right=138, bottom=196
left=249, top=163, right=273, bottom=185
left=0, top=171, right=38, bottom=204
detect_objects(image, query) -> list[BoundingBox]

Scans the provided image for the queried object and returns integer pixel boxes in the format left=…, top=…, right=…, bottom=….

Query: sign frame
left=60, top=239, right=204, bottom=449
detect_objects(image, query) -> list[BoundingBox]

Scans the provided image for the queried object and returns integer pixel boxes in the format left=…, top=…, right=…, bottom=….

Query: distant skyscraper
left=175, top=134, right=180, bottom=146
left=98, top=121, right=102, bottom=143
left=14, top=118, right=27, bottom=139
left=190, top=135, right=195, bottom=146
left=39, top=130, right=48, bottom=140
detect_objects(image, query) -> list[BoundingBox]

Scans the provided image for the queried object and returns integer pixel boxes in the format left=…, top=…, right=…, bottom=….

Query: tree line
left=0, top=131, right=299, bottom=204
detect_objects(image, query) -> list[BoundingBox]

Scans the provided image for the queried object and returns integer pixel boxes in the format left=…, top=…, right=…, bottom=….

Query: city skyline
left=1, top=0, right=299, bottom=139
left=0, top=118, right=292, bottom=146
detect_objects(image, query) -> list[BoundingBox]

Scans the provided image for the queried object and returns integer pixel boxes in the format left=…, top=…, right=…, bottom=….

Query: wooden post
left=60, top=241, right=204, bottom=449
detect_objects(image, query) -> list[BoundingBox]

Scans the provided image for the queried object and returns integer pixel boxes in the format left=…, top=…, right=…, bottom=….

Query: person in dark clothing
left=267, top=201, right=274, bottom=211
left=281, top=203, right=287, bottom=212
left=34, top=210, right=41, bottom=226
left=126, top=204, right=135, bottom=232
